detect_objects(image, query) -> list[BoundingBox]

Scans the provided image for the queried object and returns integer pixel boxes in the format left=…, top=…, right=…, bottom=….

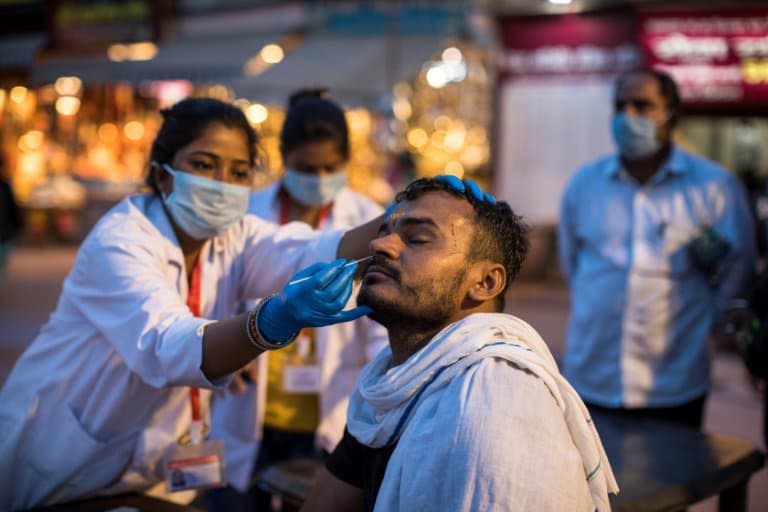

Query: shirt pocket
left=23, top=404, right=136, bottom=504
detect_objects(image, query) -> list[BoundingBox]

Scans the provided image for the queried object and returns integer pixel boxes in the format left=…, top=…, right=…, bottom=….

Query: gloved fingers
left=294, top=259, right=347, bottom=291
left=331, top=306, right=374, bottom=324
left=462, top=179, right=497, bottom=205
left=482, top=191, right=497, bottom=204
left=462, top=178, right=483, bottom=202
left=311, top=284, right=356, bottom=321
left=384, top=202, right=400, bottom=218
left=319, top=275, right=356, bottom=314
left=288, top=259, right=344, bottom=284
left=317, top=262, right=358, bottom=301
left=433, top=174, right=466, bottom=194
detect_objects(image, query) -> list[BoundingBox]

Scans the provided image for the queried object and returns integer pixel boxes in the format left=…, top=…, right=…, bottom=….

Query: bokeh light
left=442, top=47, right=463, bottom=64
left=246, top=103, right=268, bottom=124
left=260, top=44, right=285, bottom=64
left=55, top=96, right=81, bottom=116
left=407, top=128, right=429, bottom=148
left=54, top=76, right=82, bottom=97
left=18, top=131, right=44, bottom=152
left=124, top=121, right=145, bottom=141
left=98, top=123, right=119, bottom=143
left=10, top=86, right=28, bottom=104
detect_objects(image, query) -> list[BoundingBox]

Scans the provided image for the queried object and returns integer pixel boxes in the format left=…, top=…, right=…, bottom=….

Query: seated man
left=301, top=178, right=619, bottom=512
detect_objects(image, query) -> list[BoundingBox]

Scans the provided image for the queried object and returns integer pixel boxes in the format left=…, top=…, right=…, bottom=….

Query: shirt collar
left=145, top=194, right=180, bottom=250
left=607, top=144, right=689, bottom=183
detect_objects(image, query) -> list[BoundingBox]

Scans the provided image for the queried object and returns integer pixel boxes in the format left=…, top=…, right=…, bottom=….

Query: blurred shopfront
left=1, top=0, right=495, bottom=243
left=494, top=2, right=768, bottom=279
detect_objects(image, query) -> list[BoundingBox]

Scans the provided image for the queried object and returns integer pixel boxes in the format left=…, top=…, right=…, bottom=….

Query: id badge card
left=283, top=365, right=321, bottom=393
left=165, top=439, right=226, bottom=492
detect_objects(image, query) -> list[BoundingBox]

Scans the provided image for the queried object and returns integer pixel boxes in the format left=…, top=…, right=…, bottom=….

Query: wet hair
left=616, top=68, right=682, bottom=114
left=393, top=178, right=530, bottom=309
left=280, top=88, right=349, bottom=160
left=146, top=97, right=259, bottom=194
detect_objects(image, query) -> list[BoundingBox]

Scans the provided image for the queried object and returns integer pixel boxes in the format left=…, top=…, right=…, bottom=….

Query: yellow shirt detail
left=264, top=329, right=320, bottom=433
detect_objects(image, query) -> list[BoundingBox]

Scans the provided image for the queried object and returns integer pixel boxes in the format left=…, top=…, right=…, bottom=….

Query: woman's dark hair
left=146, top=97, right=259, bottom=194
left=280, top=88, right=349, bottom=160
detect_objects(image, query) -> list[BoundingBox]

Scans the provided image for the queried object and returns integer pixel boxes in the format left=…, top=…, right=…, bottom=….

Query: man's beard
left=358, top=265, right=467, bottom=333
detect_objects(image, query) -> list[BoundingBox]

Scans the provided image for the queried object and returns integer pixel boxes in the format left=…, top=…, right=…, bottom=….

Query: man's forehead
left=617, top=73, right=661, bottom=99
left=389, top=191, right=475, bottom=226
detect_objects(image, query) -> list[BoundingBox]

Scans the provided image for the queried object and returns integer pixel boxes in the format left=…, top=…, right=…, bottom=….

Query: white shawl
left=347, top=313, right=619, bottom=511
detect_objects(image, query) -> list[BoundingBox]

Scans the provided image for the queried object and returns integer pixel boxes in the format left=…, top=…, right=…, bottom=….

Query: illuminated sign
left=640, top=10, right=768, bottom=106
left=500, top=14, right=641, bottom=76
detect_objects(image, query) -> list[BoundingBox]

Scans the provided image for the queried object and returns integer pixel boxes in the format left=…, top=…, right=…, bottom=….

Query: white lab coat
left=210, top=183, right=388, bottom=490
left=0, top=193, right=341, bottom=511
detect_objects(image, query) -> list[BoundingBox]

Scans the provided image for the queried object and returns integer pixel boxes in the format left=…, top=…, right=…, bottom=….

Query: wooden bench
left=592, top=410, right=765, bottom=511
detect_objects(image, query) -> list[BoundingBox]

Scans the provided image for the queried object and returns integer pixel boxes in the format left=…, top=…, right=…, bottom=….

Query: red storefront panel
left=500, top=14, right=640, bottom=78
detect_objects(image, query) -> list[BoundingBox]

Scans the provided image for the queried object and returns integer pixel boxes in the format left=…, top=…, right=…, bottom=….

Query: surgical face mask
left=611, top=113, right=666, bottom=161
left=159, top=163, right=250, bottom=240
left=282, top=168, right=347, bottom=207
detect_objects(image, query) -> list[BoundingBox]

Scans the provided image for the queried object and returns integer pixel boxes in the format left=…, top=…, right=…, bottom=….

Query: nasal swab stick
left=288, top=256, right=374, bottom=286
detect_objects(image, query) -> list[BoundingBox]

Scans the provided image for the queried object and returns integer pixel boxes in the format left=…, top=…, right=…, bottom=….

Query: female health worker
left=0, top=98, right=377, bottom=510
left=209, top=90, right=388, bottom=507
left=255, top=89, right=388, bottom=458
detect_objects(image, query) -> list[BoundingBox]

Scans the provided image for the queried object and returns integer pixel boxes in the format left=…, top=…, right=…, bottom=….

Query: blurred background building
left=0, top=0, right=766, bottom=256
left=0, top=0, right=494, bottom=243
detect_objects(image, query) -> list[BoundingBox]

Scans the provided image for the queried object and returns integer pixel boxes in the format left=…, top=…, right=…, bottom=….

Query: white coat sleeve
left=66, top=224, right=218, bottom=390
left=238, top=217, right=343, bottom=301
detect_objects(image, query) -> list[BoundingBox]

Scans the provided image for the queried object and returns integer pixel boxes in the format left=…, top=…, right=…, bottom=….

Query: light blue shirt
left=558, top=146, right=755, bottom=408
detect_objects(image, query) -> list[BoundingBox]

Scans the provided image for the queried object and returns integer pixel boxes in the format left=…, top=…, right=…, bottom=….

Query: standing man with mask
left=558, top=69, right=755, bottom=428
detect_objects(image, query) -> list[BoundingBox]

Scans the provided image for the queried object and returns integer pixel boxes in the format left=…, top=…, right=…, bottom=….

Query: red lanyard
left=187, top=257, right=202, bottom=317
left=187, top=259, right=203, bottom=435
left=278, top=191, right=332, bottom=228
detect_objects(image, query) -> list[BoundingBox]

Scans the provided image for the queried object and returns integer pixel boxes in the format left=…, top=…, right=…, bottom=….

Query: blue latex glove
left=258, top=259, right=372, bottom=342
left=384, top=201, right=399, bottom=218
left=433, top=175, right=497, bottom=205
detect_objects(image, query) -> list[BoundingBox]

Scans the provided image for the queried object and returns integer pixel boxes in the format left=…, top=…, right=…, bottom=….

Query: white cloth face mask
left=282, top=168, right=347, bottom=207
left=159, top=162, right=250, bottom=240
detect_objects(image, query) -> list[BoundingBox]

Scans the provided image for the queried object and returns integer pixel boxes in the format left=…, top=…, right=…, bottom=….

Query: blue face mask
left=611, top=113, right=665, bottom=161
left=159, top=163, right=250, bottom=240
left=282, top=168, right=347, bottom=207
